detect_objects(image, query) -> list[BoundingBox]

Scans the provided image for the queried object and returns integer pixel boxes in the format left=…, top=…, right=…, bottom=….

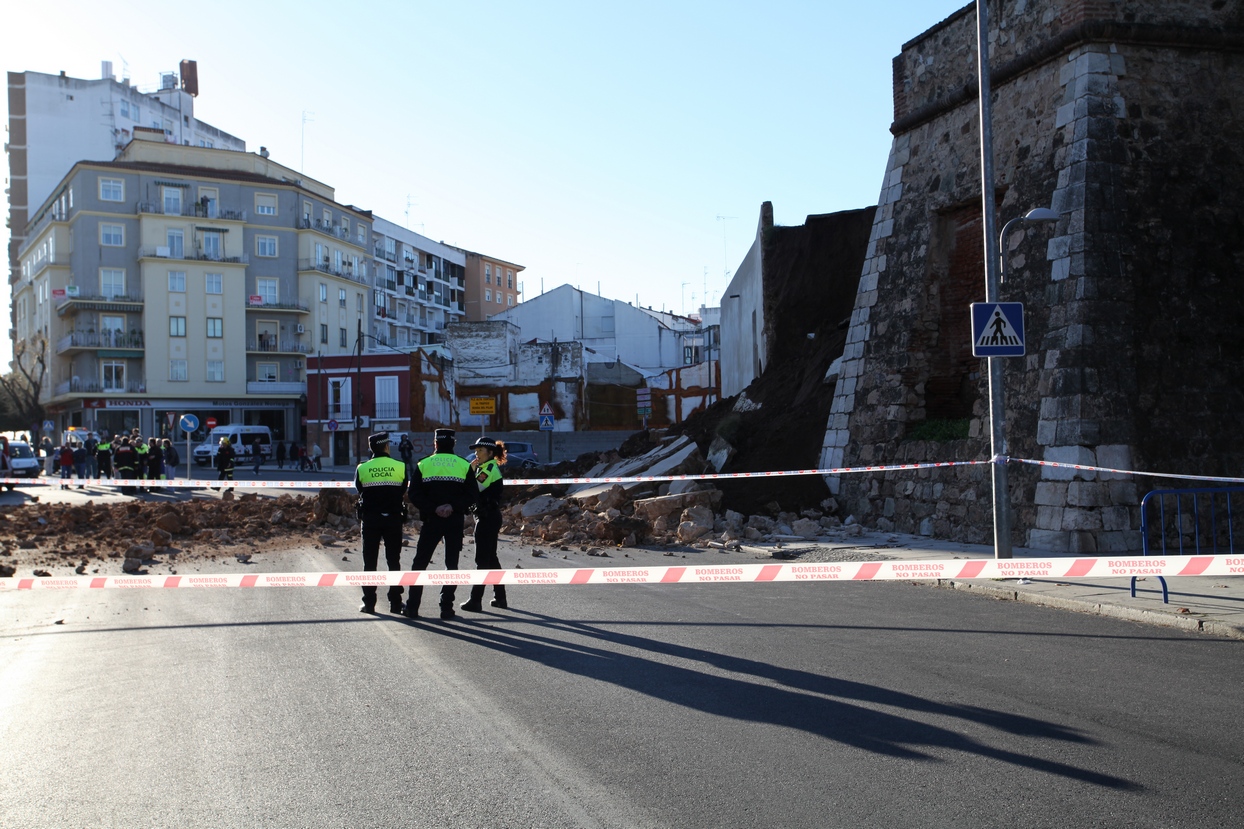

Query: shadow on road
left=422, top=609, right=1141, bottom=791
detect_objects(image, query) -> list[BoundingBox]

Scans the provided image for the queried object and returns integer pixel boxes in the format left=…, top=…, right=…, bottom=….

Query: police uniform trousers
left=407, top=513, right=463, bottom=613
left=360, top=516, right=405, bottom=609
left=467, top=507, right=506, bottom=607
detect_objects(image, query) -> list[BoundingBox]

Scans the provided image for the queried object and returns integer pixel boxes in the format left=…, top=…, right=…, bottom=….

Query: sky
left=4, top=0, right=971, bottom=365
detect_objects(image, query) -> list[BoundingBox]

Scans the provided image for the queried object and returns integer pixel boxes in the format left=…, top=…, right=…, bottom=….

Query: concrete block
left=1047, top=235, right=1072, bottom=260
left=1067, top=481, right=1110, bottom=507
left=1095, top=444, right=1133, bottom=480
left=1059, top=60, right=1076, bottom=87
left=1062, top=508, right=1103, bottom=531
left=1028, top=529, right=1070, bottom=553
left=878, top=219, right=895, bottom=238
left=1101, top=506, right=1134, bottom=532
left=1067, top=530, right=1099, bottom=554
left=1034, top=481, right=1068, bottom=506
left=1050, top=257, right=1071, bottom=281
left=1074, top=51, right=1112, bottom=77
left=1055, top=101, right=1076, bottom=128
left=1107, top=480, right=1138, bottom=504
left=1037, top=419, right=1057, bottom=445
left=858, top=271, right=877, bottom=293
left=1036, top=506, right=1064, bottom=530
left=1110, top=53, right=1127, bottom=77
left=1097, top=530, right=1138, bottom=553
left=1043, top=445, right=1098, bottom=481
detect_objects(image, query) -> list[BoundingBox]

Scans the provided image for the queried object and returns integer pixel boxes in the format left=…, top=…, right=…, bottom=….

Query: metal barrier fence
left=1136, top=486, right=1244, bottom=603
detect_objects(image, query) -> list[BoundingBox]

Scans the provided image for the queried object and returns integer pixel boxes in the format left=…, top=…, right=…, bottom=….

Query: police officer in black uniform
left=405, top=428, right=475, bottom=620
left=355, top=432, right=409, bottom=615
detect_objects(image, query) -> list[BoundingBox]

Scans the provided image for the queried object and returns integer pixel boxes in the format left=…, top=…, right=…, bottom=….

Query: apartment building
left=460, top=250, right=523, bottom=321
left=367, top=217, right=465, bottom=349
left=13, top=133, right=370, bottom=442
left=7, top=63, right=245, bottom=280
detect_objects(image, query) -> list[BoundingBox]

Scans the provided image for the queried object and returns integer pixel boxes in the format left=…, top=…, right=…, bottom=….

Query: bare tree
left=0, top=335, right=48, bottom=433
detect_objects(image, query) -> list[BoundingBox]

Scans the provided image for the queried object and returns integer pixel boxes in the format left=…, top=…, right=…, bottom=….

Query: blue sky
left=5, top=0, right=971, bottom=352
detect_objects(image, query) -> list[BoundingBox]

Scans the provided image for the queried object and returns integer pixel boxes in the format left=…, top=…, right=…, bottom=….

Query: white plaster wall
left=720, top=230, right=766, bottom=398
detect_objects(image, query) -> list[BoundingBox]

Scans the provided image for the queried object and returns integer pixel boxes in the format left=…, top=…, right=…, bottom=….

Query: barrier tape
left=1009, top=459, right=1244, bottom=485
left=3, top=554, right=1241, bottom=591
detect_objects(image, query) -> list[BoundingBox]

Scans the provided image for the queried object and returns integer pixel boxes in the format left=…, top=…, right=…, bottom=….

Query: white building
left=7, top=62, right=246, bottom=280
left=367, top=217, right=466, bottom=350
left=488, top=284, right=698, bottom=371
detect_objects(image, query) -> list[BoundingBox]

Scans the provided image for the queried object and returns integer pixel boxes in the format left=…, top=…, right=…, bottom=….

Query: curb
left=929, top=579, right=1244, bottom=641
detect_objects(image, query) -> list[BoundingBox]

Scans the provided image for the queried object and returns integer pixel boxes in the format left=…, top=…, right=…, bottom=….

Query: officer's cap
left=368, top=431, right=391, bottom=450
left=470, top=436, right=499, bottom=451
left=434, top=428, right=455, bottom=442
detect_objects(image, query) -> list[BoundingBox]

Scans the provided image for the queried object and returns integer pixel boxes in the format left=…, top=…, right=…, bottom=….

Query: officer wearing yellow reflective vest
left=460, top=436, right=508, bottom=613
left=405, top=428, right=476, bottom=620
left=355, top=432, right=409, bottom=615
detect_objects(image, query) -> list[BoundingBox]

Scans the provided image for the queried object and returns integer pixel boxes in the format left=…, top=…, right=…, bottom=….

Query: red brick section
left=893, top=55, right=909, bottom=122
left=1063, top=0, right=1117, bottom=26
left=925, top=206, right=986, bottom=421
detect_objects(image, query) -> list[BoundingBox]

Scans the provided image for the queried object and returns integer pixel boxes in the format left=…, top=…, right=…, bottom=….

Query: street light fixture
left=999, top=208, right=1059, bottom=283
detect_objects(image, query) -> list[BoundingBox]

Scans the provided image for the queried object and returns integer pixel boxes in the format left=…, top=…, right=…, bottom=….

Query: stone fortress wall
left=821, top=0, right=1244, bottom=552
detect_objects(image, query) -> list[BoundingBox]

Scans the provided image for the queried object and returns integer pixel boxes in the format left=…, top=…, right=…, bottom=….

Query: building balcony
left=55, top=377, right=146, bottom=397
left=245, top=297, right=310, bottom=313
left=139, top=247, right=248, bottom=264
left=246, top=380, right=307, bottom=395
left=298, top=259, right=368, bottom=286
left=56, top=330, right=145, bottom=354
left=247, top=340, right=312, bottom=355
left=27, top=254, right=70, bottom=280
left=326, top=405, right=354, bottom=421
left=298, top=218, right=357, bottom=244
left=137, top=201, right=246, bottom=221
left=55, top=292, right=144, bottom=317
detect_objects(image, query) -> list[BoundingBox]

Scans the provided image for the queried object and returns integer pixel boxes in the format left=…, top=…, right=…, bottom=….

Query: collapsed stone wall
left=823, top=0, right=1244, bottom=551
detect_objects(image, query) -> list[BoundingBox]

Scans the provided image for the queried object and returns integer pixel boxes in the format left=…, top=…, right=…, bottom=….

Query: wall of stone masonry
left=823, top=0, right=1244, bottom=551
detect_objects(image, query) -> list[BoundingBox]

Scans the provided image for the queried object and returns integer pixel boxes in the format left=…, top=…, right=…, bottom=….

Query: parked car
left=6, top=441, right=43, bottom=487
left=462, top=439, right=540, bottom=469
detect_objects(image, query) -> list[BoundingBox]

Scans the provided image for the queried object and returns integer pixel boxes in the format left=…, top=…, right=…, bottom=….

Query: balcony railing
left=246, top=380, right=307, bottom=395
left=136, top=201, right=246, bottom=221
left=298, top=259, right=368, bottom=286
left=374, top=404, right=401, bottom=420
left=56, top=330, right=145, bottom=353
left=327, top=405, right=354, bottom=420
left=298, top=218, right=354, bottom=241
left=245, top=298, right=310, bottom=313
left=247, top=340, right=312, bottom=354
left=55, top=292, right=144, bottom=313
left=55, top=377, right=146, bottom=396
left=139, top=247, right=248, bottom=264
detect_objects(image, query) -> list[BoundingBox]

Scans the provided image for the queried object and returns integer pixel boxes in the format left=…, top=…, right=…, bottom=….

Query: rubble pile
left=0, top=489, right=361, bottom=577
left=500, top=434, right=860, bottom=549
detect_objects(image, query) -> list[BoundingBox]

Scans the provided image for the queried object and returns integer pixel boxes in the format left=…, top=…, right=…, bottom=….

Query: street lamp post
left=1000, top=208, right=1059, bottom=283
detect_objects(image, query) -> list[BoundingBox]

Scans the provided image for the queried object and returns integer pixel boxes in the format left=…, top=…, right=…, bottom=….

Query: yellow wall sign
left=469, top=397, right=496, bottom=415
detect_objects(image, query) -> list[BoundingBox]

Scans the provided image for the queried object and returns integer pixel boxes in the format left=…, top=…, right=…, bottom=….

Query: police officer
left=96, top=434, right=113, bottom=479
left=405, top=428, right=475, bottom=620
left=134, top=436, right=150, bottom=491
left=461, top=436, right=508, bottom=613
left=355, top=432, right=409, bottom=615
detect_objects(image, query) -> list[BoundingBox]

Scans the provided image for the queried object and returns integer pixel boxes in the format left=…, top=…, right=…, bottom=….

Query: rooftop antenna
left=716, top=215, right=737, bottom=280
left=681, top=281, right=690, bottom=314
left=300, top=110, right=315, bottom=172
left=404, top=194, right=423, bottom=231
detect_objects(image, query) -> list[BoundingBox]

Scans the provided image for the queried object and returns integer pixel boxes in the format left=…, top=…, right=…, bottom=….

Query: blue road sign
left=327, top=419, right=339, bottom=432
left=539, top=414, right=555, bottom=431
left=971, top=302, right=1025, bottom=357
left=179, top=414, right=199, bottom=433
left=42, top=420, right=55, bottom=432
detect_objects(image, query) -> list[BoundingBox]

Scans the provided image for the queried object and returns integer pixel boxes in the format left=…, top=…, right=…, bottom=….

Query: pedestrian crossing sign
left=971, top=302, right=1025, bottom=357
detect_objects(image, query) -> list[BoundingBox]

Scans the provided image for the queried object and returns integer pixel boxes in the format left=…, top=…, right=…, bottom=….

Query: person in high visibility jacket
left=215, top=437, right=236, bottom=483
left=405, top=428, right=476, bottom=620
left=134, top=438, right=150, bottom=492
left=96, top=436, right=113, bottom=478
left=354, top=432, right=409, bottom=615
left=460, top=436, right=508, bottom=613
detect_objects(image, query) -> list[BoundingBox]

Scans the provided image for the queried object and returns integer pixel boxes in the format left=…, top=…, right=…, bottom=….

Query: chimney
left=101, top=61, right=113, bottom=81
left=259, top=146, right=270, bottom=159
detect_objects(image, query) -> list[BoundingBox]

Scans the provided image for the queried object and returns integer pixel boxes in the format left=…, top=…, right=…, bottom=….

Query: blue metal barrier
left=1136, top=486, right=1244, bottom=603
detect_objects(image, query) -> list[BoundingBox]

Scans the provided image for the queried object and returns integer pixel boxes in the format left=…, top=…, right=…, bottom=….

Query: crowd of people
left=355, top=428, right=508, bottom=621
left=19, top=430, right=183, bottom=494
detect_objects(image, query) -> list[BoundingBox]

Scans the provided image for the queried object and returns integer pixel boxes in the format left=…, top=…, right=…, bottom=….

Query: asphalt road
left=2, top=546, right=1242, bottom=828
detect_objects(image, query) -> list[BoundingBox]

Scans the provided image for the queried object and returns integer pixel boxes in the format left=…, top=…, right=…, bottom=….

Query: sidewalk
left=790, top=531, right=1244, bottom=641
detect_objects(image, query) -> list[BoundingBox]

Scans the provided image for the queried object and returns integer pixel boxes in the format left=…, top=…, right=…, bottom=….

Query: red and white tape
left=3, top=554, right=1240, bottom=591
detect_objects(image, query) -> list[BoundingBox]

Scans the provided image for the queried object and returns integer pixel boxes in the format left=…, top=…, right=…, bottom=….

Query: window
left=357, top=292, right=363, bottom=311
left=339, top=287, right=347, bottom=307
left=201, top=232, right=222, bottom=259
left=508, top=294, right=515, bottom=307
left=120, top=100, right=129, bottom=118
left=339, top=328, right=347, bottom=348
left=485, top=264, right=491, bottom=284
left=257, top=362, right=278, bottom=382
left=320, top=323, right=328, bottom=344
left=315, top=242, right=325, bottom=264
left=100, top=223, right=124, bottom=246
left=205, top=273, right=222, bottom=294
left=168, top=271, right=186, bottom=292
left=163, top=186, right=182, bottom=215
left=485, top=289, right=492, bottom=302
left=170, top=316, right=186, bottom=337
left=102, top=360, right=126, bottom=392
left=206, top=318, right=223, bottom=338
left=256, top=235, right=277, bottom=257
left=323, top=209, right=332, bottom=227
left=206, top=360, right=224, bottom=382
left=255, top=277, right=277, bottom=305
left=99, top=178, right=124, bottom=202
left=357, top=224, right=366, bottom=244
left=170, top=360, right=188, bottom=382
left=507, top=271, right=513, bottom=288
left=375, top=376, right=399, bottom=420
left=496, top=292, right=503, bottom=304
left=335, top=249, right=343, bottom=272
left=100, top=268, right=125, bottom=298
left=255, top=193, right=277, bottom=216
left=319, top=283, right=328, bottom=303
left=340, top=218, right=349, bottom=237
left=166, top=229, right=184, bottom=259
left=198, top=188, right=218, bottom=218
left=101, top=315, right=125, bottom=344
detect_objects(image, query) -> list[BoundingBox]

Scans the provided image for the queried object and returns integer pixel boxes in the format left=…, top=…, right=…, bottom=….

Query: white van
left=193, top=425, right=274, bottom=467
